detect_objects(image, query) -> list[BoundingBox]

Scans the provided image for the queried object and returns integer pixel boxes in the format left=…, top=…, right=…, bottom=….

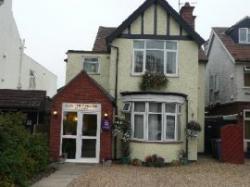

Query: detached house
left=206, top=17, right=250, bottom=152
left=50, top=0, right=207, bottom=163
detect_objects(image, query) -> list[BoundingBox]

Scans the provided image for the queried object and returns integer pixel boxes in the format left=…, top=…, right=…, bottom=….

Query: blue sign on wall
left=101, top=119, right=111, bottom=131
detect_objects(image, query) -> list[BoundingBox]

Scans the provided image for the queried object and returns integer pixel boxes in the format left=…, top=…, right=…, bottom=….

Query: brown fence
left=221, top=125, right=244, bottom=164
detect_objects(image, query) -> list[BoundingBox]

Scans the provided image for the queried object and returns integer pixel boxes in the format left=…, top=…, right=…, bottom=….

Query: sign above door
left=63, top=103, right=101, bottom=112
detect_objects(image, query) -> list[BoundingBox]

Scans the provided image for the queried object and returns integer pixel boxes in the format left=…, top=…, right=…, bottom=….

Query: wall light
left=52, top=111, right=58, bottom=116
left=104, top=113, right=108, bottom=117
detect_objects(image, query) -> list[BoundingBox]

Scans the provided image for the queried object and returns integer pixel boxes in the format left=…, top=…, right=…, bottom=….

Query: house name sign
left=63, top=103, right=101, bottom=112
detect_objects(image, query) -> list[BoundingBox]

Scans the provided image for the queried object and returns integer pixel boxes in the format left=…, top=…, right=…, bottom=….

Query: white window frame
left=214, top=74, right=220, bottom=93
left=244, top=110, right=250, bottom=142
left=83, top=57, right=100, bottom=74
left=132, top=102, right=146, bottom=140
left=29, top=69, right=36, bottom=89
left=244, top=66, right=250, bottom=88
left=239, top=28, right=250, bottom=44
left=165, top=103, right=178, bottom=141
left=122, top=102, right=131, bottom=113
left=132, top=40, right=178, bottom=77
left=148, top=102, right=164, bottom=141
left=130, top=101, right=180, bottom=142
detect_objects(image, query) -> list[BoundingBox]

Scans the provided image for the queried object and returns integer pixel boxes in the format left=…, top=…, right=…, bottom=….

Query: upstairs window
left=133, top=40, right=178, bottom=76
left=239, top=28, right=250, bottom=44
left=244, top=66, right=250, bottom=87
left=83, top=57, right=100, bottom=74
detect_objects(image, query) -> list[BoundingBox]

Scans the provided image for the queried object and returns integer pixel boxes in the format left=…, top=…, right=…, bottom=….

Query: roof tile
left=213, top=27, right=250, bottom=62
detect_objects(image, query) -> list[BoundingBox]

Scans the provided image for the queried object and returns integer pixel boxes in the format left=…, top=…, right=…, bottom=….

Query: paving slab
left=32, top=163, right=94, bottom=187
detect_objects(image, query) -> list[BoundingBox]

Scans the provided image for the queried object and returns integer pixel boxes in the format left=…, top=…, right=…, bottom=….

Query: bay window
left=125, top=101, right=182, bottom=142
left=133, top=40, right=178, bottom=75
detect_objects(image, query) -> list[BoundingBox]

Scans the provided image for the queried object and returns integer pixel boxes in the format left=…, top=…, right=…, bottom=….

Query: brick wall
left=221, top=125, right=244, bottom=164
left=50, top=71, right=114, bottom=162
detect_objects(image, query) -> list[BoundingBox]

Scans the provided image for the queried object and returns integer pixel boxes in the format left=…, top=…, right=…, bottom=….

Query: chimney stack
left=180, top=2, right=196, bottom=30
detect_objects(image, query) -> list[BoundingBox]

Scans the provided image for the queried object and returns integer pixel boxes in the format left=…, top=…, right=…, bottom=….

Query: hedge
left=0, top=113, right=49, bottom=187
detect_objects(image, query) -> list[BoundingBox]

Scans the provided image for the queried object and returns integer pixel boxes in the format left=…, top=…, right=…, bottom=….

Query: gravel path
left=68, top=158, right=250, bottom=187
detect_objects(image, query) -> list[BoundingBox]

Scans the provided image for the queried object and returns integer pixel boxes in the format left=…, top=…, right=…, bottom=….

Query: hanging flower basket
left=186, top=121, right=201, bottom=137
left=140, top=72, right=168, bottom=91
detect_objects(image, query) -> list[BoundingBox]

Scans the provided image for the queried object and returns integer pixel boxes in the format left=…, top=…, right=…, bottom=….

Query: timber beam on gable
left=107, top=0, right=205, bottom=47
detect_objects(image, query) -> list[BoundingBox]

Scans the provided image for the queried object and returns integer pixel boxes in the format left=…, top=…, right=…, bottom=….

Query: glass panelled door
left=79, top=113, right=100, bottom=162
left=61, top=111, right=100, bottom=163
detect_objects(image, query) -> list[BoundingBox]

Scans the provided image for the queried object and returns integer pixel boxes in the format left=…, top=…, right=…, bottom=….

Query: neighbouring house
left=50, top=0, right=207, bottom=163
left=0, top=89, right=51, bottom=133
left=0, top=0, right=57, bottom=97
left=205, top=17, right=250, bottom=153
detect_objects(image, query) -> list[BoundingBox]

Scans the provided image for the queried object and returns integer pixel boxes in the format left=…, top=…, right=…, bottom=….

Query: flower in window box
left=140, top=72, right=168, bottom=91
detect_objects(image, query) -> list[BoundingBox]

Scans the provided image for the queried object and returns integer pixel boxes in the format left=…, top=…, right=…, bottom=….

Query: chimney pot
left=180, top=2, right=196, bottom=30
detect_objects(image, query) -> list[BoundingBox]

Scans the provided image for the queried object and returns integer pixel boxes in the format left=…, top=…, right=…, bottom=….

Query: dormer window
left=239, top=28, right=250, bottom=44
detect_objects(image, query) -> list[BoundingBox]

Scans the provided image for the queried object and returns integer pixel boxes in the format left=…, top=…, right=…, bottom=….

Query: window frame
left=243, top=66, right=250, bottom=88
left=239, top=28, right=250, bottom=44
left=122, top=102, right=131, bottom=113
left=132, top=40, right=178, bottom=77
left=83, top=57, right=100, bottom=74
left=29, top=69, right=36, bottom=89
left=129, top=101, right=180, bottom=142
left=244, top=110, right=250, bottom=142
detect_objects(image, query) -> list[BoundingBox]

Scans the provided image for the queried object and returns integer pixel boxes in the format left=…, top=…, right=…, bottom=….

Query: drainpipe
left=110, top=45, right=119, bottom=160
left=110, top=45, right=119, bottom=113
left=17, top=39, right=25, bottom=90
left=185, top=97, right=189, bottom=160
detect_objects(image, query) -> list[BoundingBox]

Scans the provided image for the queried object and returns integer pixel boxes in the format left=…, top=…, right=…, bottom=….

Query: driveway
left=32, top=163, right=93, bottom=187
left=68, top=158, right=250, bottom=187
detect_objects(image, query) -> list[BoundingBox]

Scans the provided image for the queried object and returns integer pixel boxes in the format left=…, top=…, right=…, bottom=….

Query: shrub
left=144, top=154, right=165, bottom=168
left=131, top=158, right=142, bottom=166
left=0, top=113, right=49, bottom=187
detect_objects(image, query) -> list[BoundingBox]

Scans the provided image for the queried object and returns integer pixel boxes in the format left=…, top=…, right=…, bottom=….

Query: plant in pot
left=112, top=117, right=131, bottom=164
left=140, top=72, right=168, bottom=91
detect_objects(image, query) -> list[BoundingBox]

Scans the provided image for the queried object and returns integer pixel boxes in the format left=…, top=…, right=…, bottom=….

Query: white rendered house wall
left=0, top=0, right=57, bottom=97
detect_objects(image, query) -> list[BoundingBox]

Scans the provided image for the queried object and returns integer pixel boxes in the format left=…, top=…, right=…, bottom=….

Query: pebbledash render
left=50, top=0, right=207, bottom=163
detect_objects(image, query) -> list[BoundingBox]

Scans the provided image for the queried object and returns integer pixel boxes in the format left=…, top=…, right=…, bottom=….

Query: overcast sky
left=13, top=0, right=250, bottom=87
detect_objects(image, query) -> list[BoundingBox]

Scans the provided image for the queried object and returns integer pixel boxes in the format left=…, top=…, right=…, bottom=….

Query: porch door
left=61, top=111, right=100, bottom=163
left=78, top=112, right=100, bottom=163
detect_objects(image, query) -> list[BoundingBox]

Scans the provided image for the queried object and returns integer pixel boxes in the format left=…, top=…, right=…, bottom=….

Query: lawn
left=68, top=157, right=250, bottom=187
